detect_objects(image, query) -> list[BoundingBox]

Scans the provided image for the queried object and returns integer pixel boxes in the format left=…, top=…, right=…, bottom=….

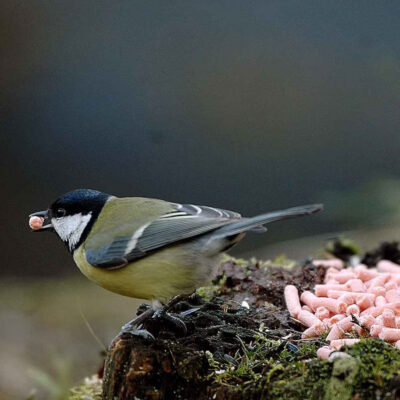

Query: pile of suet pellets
left=285, top=258, right=400, bottom=358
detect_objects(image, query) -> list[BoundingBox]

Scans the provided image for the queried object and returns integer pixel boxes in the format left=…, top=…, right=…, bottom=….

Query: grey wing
left=85, top=203, right=242, bottom=269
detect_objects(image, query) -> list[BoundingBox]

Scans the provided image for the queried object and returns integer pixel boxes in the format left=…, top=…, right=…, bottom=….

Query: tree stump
left=102, top=258, right=325, bottom=400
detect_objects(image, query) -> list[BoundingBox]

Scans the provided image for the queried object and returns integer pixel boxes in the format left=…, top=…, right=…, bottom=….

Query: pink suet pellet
left=377, top=260, right=400, bottom=274
left=326, top=267, right=340, bottom=275
left=346, top=304, right=360, bottom=316
left=327, top=290, right=354, bottom=300
left=344, top=279, right=365, bottom=292
left=317, top=346, right=334, bottom=359
left=312, top=259, right=344, bottom=269
left=356, top=294, right=374, bottom=310
left=296, top=309, right=321, bottom=328
left=354, top=267, right=378, bottom=282
left=329, top=314, right=346, bottom=324
left=338, top=293, right=355, bottom=305
left=284, top=285, right=301, bottom=318
left=326, top=325, right=341, bottom=342
left=391, top=275, right=400, bottom=285
left=326, top=316, right=353, bottom=342
left=370, top=324, right=383, bottom=337
left=384, top=281, right=398, bottom=291
left=301, top=291, right=346, bottom=314
left=382, top=309, right=396, bottom=328
left=328, top=271, right=356, bottom=284
left=323, top=318, right=332, bottom=328
left=325, top=279, right=339, bottom=284
left=29, top=216, right=44, bottom=230
left=379, top=327, right=400, bottom=342
left=300, top=291, right=319, bottom=311
left=315, top=284, right=347, bottom=297
left=315, top=306, right=330, bottom=320
left=369, top=286, right=386, bottom=297
left=359, top=314, right=376, bottom=329
left=329, top=339, right=360, bottom=350
left=301, top=322, right=326, bottom=339
left=386, top=289, right=400, bottom=303
left=368, top=274, right=391, bottom=288
left=375, top=296, right=387, bottom=307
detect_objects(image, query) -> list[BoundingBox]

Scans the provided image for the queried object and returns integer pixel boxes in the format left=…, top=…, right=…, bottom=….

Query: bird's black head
left=49, top=189, right=110, bottom=219
left=30, top=189, right=111, bottom=252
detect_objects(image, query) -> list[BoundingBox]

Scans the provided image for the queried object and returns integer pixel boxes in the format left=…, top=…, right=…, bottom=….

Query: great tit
left=29, top=189, right=322, bottom=303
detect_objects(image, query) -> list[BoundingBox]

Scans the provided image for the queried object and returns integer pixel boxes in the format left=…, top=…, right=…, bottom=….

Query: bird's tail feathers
left=212, top=204, right=323, bottom=239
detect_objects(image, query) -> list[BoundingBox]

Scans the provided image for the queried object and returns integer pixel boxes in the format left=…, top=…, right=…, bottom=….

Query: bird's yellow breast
left=73, top=243, right=216, bottom=302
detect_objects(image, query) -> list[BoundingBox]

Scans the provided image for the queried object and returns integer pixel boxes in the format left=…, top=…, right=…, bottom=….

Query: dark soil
left=216, top=258, right=325, bottom=308
left=361, top=241, right=400, bottom=267
left=324, top=238, right=400, bottom=267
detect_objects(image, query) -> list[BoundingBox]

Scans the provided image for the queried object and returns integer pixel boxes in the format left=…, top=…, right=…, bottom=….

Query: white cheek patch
left=52, top=213, right=92, bottom=250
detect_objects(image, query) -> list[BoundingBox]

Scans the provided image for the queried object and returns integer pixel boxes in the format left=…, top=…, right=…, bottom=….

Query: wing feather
left=85, top=203, right=242, bottom=269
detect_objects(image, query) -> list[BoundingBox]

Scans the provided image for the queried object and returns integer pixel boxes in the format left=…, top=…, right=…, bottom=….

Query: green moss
left=196, top=284, right=222, bottom=301
left=270, top=254, right=297, bottom=269
left=205, top=331, right=327, bottom=398
left=343, top=339, right=400, bottom=399
left=205, top=335, right=400, bottom=399
left=324, top=357, right=359, bottom=400
left=69, top=375, right=102, bottom=400
left=266, top=358, right=332, bottom=399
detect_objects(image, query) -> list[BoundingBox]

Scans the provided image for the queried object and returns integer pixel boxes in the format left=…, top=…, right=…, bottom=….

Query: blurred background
left=2, top=1, right=400, bottom=398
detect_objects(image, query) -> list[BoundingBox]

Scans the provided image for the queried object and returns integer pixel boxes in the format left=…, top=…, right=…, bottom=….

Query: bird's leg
left=115, top=294, right=198, bottom=342
left=177, top=292, right=202, bottom=316
left=164, top=294, right=188, bottom=311
left=163, top=292, right=200, bottom=312
left=119, top=307, right=156, bottom=341
left=121, top=307, right=155, bottom=331
left=160, top=292, right=202, bottom=318
left=150, top=295, right=191, bottom=335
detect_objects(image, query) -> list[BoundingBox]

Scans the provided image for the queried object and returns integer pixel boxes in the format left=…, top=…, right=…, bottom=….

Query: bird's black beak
left=29, top=210, right=54, bottom=232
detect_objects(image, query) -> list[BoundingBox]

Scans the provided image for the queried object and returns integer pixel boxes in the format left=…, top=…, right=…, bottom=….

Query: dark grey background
left=2, top=1, right=400, bottom=277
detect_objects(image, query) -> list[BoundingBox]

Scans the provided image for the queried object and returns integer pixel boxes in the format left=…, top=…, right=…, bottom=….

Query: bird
left=29, top=189, right=322, bottom=337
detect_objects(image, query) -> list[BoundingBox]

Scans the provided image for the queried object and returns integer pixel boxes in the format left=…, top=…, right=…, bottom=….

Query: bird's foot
left=121, top=307, right=155, bottom=332
left=112, top=307, right=156, bottom=343
left=115, top=295, right=199, bottom=343
left=120, top=327, right=155, bottom=341
left=151, top=309, right=188, bottom=335
left=163, top=294, right=189, bottom=312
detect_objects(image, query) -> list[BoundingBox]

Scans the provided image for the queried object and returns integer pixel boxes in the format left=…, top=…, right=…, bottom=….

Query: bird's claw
left=180, top=307, right=201, bottom=317
left=121, top=327, right=155, bottom=341
left=121, top=322, right=134, bottom=332
left=152, top=309, right=187, bottom=335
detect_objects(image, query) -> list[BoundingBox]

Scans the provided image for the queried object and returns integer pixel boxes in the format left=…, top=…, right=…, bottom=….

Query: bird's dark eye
left=55, top=208, right=66, bottom=218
